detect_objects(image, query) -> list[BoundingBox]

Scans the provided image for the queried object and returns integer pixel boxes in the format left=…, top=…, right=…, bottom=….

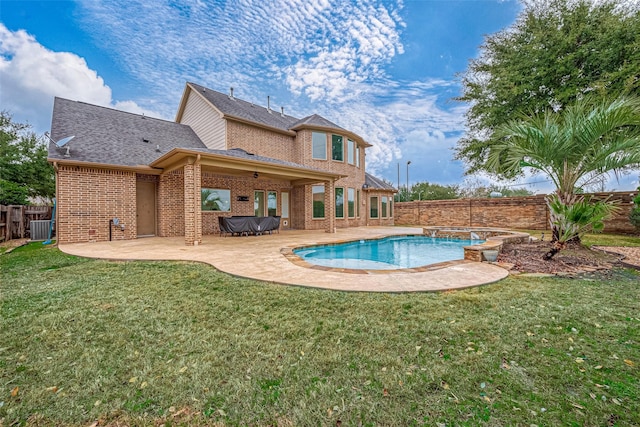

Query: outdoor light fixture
left=253, top=172, right=259, bottom=179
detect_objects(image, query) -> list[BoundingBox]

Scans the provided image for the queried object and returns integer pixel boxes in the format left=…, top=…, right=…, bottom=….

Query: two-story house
left=48, top=82, right=396, bottom=245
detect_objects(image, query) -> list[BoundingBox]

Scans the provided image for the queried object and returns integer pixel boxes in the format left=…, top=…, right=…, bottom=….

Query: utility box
left=30, top=220, right=51, bottom=241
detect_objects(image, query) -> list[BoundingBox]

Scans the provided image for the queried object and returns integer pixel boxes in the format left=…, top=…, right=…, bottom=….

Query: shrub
left=630, top=187, right=640, bottom=231
left=0, top=179, right=29, bottom=205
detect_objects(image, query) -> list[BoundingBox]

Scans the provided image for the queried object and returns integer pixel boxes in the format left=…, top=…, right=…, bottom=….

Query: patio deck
left=58, top=226, right=508, bottom=292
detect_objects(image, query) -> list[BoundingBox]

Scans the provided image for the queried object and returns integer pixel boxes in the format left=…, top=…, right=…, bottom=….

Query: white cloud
left=76, top=0, right=405, bottom=103
left=314, top=79, right=467, bottom=175
left=0, top=24, right=162, bottom=132
left=284, top=2, right=405, bottom=101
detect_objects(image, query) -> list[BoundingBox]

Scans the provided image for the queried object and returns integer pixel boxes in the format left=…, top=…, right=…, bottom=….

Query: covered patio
left=151, top=148, right=345, bottom=245
left=58, top=226, right=508, bottom=292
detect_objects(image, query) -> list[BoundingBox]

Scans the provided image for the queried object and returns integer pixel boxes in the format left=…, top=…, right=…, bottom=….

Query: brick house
left=48, top=82, right=396, bottom=245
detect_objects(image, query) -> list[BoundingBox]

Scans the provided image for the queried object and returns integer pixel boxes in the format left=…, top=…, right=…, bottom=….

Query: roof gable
left=187, top=82, right=298, bottom=133
left=289, top=114, right=345, bottom=131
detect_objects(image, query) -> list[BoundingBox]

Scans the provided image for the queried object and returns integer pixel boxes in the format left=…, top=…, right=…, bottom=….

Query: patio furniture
left=219, top=216, right=280, bottom=236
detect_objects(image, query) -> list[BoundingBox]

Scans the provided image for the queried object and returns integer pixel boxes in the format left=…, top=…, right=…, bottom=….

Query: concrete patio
left=58, top=226, right=509, bottom=292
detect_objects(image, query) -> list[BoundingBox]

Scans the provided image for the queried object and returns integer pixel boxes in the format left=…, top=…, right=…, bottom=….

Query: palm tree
left=485, top=96, right=640, bottom=258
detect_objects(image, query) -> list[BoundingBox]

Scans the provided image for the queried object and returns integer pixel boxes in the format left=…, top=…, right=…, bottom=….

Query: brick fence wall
left=394, top=191, right=638, bottom=234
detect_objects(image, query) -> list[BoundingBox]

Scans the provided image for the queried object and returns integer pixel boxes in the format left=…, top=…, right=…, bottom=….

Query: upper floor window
left=332, top=135, right=343, bottom=161
left=312, top=132, right=327, bottom=160
left=347, top=139, right=355, bottom=165
left=356, top=146, right=361, bottom=168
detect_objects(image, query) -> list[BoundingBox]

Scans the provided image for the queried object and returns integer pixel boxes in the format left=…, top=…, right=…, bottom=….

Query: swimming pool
left=293, top=235, right=484, bottom=270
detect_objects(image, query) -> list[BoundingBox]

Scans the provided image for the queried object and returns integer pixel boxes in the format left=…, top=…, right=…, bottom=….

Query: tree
left=486, top=96, right=640, bottom=258
left=456, top=0, right=640, bottom=176
left=458, top=181, right=534, bottom=198
left=630, top=186, right=640, bottom=232
left=0, top=112, right=55, bottom=205
left=409, top=182, right=459, bottom=201
left=0, top=179, right=29, bottom=205
left=544, top=194, right=618, bottom=259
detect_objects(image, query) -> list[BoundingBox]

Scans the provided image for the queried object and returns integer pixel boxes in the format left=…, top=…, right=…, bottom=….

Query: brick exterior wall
left=183, top=162, right=202, bottom=245
left=290, top=186, right=307, bottom=230
left=227, top=121, right=299, bottom=162
left=364, top=190, right=395, bottom=227
left=158, top=170, right=184, bottom=237
left=56, top=166, right=137, bottom=243
left=394, top=192, right=638, bottom=233
left=56, top=107, right=396, bottom=243
left=293, top=129, right=377, bottom=229
left=200, top=170, right=293, bottom=234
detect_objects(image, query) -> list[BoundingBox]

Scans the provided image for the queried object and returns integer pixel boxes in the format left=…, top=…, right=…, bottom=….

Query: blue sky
left=1, top=0, right=638, bottom=193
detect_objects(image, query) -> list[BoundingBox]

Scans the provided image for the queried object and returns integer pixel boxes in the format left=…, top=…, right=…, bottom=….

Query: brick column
left=324, top=179, right=335, bottom=233
left=183, top=160, right=202, bottom=245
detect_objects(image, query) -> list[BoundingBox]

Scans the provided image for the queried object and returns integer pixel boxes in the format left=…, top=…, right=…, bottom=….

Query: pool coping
left=56, top=226, right=510, bottom=293
left=281, top=234, right=479, bottom=274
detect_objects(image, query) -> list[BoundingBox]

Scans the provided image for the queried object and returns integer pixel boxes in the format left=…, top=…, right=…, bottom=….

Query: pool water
left=293, top=235, right=483, bottom=270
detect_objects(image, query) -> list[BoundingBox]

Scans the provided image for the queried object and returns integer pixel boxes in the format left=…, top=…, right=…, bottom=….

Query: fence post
left=0, top=205, right=7, bottom=242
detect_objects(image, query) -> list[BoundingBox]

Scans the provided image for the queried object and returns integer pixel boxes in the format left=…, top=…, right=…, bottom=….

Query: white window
left=348, top=188, right=355, bottom=218
left=381, top=196, right=388, bottom=217
left=267, top=191, right=277, bottom=216
left=347, top=139, right=355, bottom=164
left=281, top=192, right=289, bottom=218
left=332, top=135, right=344, bottom=161
left=312, top=185, right=325, bottom=218
left=201, top=188, right=231, bottom=211
left=312, top=132, right=327, bottom=160
left=335, top=187, right=344, bottom=218
left=370, top=196, right=379, bottom=218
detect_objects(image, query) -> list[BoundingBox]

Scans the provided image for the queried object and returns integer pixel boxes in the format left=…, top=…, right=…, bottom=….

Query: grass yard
left=1, top=243, right=639, bottom=426
left=518, top=229, right=640, bottom=248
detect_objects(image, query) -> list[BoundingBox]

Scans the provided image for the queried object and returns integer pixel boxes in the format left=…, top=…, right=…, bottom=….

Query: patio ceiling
left=150, top=148, right=345, bottom=185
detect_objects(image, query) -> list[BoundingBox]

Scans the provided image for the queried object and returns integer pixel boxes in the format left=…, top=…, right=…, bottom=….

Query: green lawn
left=1, top=243, right=639, bottom=426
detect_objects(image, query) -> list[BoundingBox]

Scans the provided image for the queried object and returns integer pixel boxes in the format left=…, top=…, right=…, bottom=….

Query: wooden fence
left=0, top=205, right=53, bottom=242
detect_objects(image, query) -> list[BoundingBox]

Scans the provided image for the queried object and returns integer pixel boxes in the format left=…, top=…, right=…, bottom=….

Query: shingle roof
left=187, top=83, right=346, bottom=133
left=289, top=114, right=345, bottom=131
left=48, top=97, right=338, bottom=174
left=188, top=83, right=299, bottom=132
left=49, top=97, right=206, bottom=166
left=365, top=172, right=396, bottom=191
